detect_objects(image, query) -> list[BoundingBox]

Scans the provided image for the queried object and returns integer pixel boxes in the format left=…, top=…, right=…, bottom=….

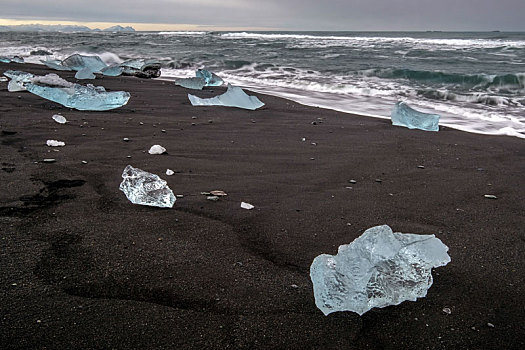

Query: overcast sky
left=1, top=0, right=524, bottom=31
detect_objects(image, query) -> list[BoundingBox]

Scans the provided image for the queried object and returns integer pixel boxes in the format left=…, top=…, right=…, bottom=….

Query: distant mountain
left=103, top=25, right=135, bottom=32
left=0, top=24, right=135, bottom=32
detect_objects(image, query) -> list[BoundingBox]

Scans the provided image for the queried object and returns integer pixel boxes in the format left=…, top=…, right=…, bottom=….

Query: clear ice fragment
left=0, top=56, right=24, bottom=63
left=310, top=225, right=450, bottom=316
left=119, top=165, right=175, bottom=208
left=41, top=59, right=72, bottom=71
left=188, top=84, right=264, bottom=110
left=148, top=145, right=166, bottom=154
left=176, top=77, right=206, bottom=90
left=75, top=67, right=96, bottom=80
left=391, top=102, right=440, bottom=132
left=101, top=65, right=124, bottom=77
left=8, top=79, right=26, bottom=92
left=4, top=70, right=130, bottom=111
left=52, top=114, right=67, bottom=124
left=46, top=139, right=65, bottom=147
left=241, top=202, right=254, bottom=210
left=196, top=69, right=224, bottom=86
left=62, top=54, right=107, bottom=73
left=166, top=169, right=174, bottom=176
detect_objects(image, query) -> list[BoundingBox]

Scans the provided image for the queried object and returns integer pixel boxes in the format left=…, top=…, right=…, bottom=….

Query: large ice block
left=310, top=225, right=450, bottom=316
left=176, top=77, right=206, bottom=90
left=391, top=102, right=440, bottom=132
left=41, top=59, right=73, bottom=71
left=101, top=65, right=124, bottom=77
left=4, top=70, right=130, bottom=111
left=119, top=165, right=175, bottom=208
left=188, top=84, right=264, bottom=110
left=196, top=69, right=224, bottom=86
left=61, top=54, right=108, bottom=73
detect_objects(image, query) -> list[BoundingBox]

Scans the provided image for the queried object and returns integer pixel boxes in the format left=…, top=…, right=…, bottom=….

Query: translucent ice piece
left=75, top=67, right=96, bottom=80
left=196, top=69, right=224, bottom=86
left=4, top=70, right=130, bottom=111
left=62, top=54, right=108, bottom=73
left=0, top=57, right=10, bottom=63
left=52, top=114, right=67, bottom=124
left=120, top=59, right=161, bottom=78
left=241, top=202, right=254, bottom=210
left=310, top=225, right=450, bottom=316
left=46, top=139, right=65, bottom=147
left=176, top=77, right=206, bottom=90
left=188, top=84, right=264, bottom=110
left=41, top=59, right=72, bottom=71
left=119, top=165, right=175, bottom=208
left=0, top=56, right=24, bottom=63
left=101, top=65, right=124, bottom=77
left=148, top=145, right=166, bottom=154
left=391, top=102, right=440, bottom=132
left=8, top=79, right=26, bottom=92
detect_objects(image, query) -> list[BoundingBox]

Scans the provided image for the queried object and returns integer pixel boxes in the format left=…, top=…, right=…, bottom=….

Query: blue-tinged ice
left=196, top=69, right=224, bottom=86
left=75, top=67, right=96, bottom=80
left=0, top=56, right=25, bottom=63
left=310, top=225, right=450, bottom=316
left=119, top=165, right=175, bottom=208
left=41, top=59, right=73, bottom=71
left=176, top=77, right=206, bottom=90
left=4, top=70, right=130, bottom=111
left=391, top=102, right=440, bottom=132
left=101, top=65, right=124, bottom=77
left=188, top=84, right=264, bottom=110
left=120, top=59, right=161, bottom=78
left=62, top=54, right=108, bottom=73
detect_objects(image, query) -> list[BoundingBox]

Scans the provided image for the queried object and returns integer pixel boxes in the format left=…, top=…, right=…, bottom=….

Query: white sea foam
left=158, top=31, right=208, bottom=36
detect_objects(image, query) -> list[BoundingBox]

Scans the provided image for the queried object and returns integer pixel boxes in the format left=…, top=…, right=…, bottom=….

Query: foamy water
left=1, top=30, right=524, bottom=138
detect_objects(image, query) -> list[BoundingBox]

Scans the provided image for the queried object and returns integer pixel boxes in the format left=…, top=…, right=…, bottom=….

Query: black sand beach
left=1, top=63, right=524, bottom=349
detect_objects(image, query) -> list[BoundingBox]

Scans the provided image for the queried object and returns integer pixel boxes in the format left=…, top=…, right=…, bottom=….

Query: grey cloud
left=1, top=0, right=524, bottom=30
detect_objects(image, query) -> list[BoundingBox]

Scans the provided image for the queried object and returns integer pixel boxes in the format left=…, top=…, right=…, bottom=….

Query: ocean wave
left=158, top=31, right=208, bottom=35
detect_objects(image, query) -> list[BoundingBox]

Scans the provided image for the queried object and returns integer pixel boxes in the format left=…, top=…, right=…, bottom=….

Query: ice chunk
left=41, top=59, right=72, bottom=71
left=75, top=67, right=96, bottom=80
left=8, top=79, right=26, bottom=92
left=188, top=84, right=264, bottom=110
left=46, top=139, right=65, bottom=147
left=120, top=59, right=161, bottom=78
left=391, top=102, right=440, bottom=132
left=61, top=54, right=108, bottom=73
left=101, top=65, right=124, bottom=77
left=0, top=77, right=8, bottom=82
left=0, top=56, right=24, bottom=63
left=52, top=114, right=67, bottom=124
left=0, top=57, right=10, bottom=63
left=166, top=169, right=174, bottom=176
left=310, top=225, right=450, bottom=316
left=4, top=70, right=130, bottom=111
left=119, top=165, right=175, bottom=208
left=241, top=202, right=254, bottom=210
left=196, top=69, right=224, bottom=86
left=148, top=145, right=166, bottom=154
left=176, top=77, right=206, bottom=90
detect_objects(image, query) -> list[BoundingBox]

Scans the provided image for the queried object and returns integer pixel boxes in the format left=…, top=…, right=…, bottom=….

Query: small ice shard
left=148, top=145, right=166, bottom=154
left=210, top=190, right=227, bottom=196
left=120, top=59, right=161, bottom=78
left=52, top=114, right=67, bottom=124
left=75, top=68, right=96, bottom=80
left=41, top=59, right=72, bottom=71
left=8, top=79, right=26, bottom=92
left=310, top=225, right=450, bottom=316
left=0, top=77, right=8, bottom=82
left=166, top=169, right=174, bottom=176
left=46, top=139, right=65, bottom=147
left=391, top=102, right=440, bottom=132
left=101, top=65, right=124, bottom=77
left=196, top=69, right=224, bottom=86
left=119, top=165, right=175, bottom=208
left=188, top=84, right=264, bottom=110
left=62, top=54, right=108, bottom=73
left=241, top=202, right=254, bottom=210
left=175, top=77, right=206, bottom=90
left=484, top=194, right=497, bottom=199
left=4, top=70, right=130, bottom=111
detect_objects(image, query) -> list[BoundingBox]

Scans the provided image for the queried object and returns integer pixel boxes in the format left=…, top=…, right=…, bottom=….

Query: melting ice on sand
left=391, top=102, right=440, bottom=132
left=310, top=225, right=450, bottom=316
left=4, top=70, right=130, bottom=111
left=188, top=84, right=264, bottom=110
left=196, top=69, right=224, bottom=87
left=119, top=165, right=176, bottom=208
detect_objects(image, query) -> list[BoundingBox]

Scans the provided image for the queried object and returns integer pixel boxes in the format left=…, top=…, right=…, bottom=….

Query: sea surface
left=1, top=30, right=524, bottom=138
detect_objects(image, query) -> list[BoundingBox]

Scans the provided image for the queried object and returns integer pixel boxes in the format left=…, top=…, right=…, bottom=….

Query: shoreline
left=1, top=62, right=524, bottom=349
